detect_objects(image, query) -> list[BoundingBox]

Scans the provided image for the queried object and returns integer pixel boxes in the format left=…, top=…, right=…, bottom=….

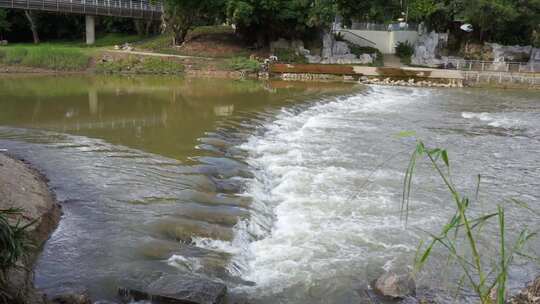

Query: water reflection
left=0, top=75, right=355, bottom=161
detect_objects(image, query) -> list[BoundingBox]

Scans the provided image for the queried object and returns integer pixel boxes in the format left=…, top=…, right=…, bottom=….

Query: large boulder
left=373, top=272, right=416, bottom=299
left=119, top=274, right=227, bottom=304
left=488, top=43, right=532, bottom=63
left=411, top=31, right=445, bottom=67
left=270, top=38, right=291, bottom=52
left=332, top=41, right=351, bottom=56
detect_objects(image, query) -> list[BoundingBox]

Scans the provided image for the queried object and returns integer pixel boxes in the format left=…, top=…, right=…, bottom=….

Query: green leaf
left=441, top=150, right=449, bottom=167
left=395, top=130, right=417, bottom=138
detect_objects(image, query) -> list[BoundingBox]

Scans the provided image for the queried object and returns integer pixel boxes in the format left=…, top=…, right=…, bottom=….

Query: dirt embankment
left=0, top=153, right=62, bottom=304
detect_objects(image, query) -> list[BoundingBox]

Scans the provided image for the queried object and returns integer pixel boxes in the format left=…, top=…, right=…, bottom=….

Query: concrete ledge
left=270, top=63, right=464, bottom=80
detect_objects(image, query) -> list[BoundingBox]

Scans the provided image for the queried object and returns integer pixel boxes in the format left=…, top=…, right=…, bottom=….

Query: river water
left=0, top=75, right=538, bottom=303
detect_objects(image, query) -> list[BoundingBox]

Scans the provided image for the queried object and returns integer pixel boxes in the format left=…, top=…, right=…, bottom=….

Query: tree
left=161, top=0, right=224, bottom=45
left=0, top=9, right=10, bottom=40
left=226, top=0, right=336, bottom=45
left=24, top=10, right=39, bottom=44
left=337, top=0, right=402, bottom=24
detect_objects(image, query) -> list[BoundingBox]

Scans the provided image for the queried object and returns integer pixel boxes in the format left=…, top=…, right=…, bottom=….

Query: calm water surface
left=0, top=75, right=538, bottom=303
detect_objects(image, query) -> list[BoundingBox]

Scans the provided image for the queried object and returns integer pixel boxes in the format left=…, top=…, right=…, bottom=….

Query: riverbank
left=0, top=153, right=61, bottom=304
left=1, top=29, right=538, bottom=88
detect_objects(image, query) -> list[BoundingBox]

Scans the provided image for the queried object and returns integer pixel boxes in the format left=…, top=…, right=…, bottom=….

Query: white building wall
left=340, top=30, right=419, bottom=54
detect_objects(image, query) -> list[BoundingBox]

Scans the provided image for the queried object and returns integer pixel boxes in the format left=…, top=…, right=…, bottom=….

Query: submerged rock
left=373, top=272, right=416, bottom=299
left=508, top=276, right=540, bottom=304
left=50, top=293, right=92, bottom=304
left=119, top=274, right=227, bottom=304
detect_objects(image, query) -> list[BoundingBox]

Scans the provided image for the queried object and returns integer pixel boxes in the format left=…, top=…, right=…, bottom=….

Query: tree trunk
left=173, top=27, right=189, bottom=46
left=24, top=10, right=39, bottom=44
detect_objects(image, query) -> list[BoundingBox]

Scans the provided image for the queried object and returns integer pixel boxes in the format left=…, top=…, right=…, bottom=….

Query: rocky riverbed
left=0, top=153, right=61, bottom=303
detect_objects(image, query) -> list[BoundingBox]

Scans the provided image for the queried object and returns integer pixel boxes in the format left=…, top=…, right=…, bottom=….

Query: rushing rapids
left=0, top=75, right=538, bottom=303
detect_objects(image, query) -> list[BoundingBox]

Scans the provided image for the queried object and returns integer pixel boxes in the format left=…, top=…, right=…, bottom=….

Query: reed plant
left=0, top=208, right=35, bottom=303
left=402, top=140, right=537, bottom=304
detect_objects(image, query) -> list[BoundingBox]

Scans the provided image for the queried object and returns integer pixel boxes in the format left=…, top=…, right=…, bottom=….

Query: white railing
left=350, top=22, right=419, bottom=32
left=0, top=0, right=162, bottom=18
left=443, top=59, right=540, bottom=73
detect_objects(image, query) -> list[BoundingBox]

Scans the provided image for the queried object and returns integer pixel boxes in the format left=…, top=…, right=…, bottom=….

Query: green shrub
left=395, top=41, right=414, bottom=60
left=273, top=48, right=308, bottom=64
left=224, top=57, right=261, bottom=72
left=348, top=45, right=384, bottom=66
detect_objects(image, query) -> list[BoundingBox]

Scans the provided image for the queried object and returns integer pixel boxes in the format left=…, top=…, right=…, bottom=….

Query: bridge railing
left=0, top=0, right=162, bottom=19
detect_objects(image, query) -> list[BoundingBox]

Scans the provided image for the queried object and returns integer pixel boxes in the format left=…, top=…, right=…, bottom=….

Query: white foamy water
left=462, top=112, right=523, bottom=128
left=232, top=88, right=433, bottom=301
left=230, top=86, right=540, bottom=303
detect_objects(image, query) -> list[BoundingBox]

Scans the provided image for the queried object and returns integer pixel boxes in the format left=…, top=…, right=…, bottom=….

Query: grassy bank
left=0, top=45, right=91, bottom=71
left=96, top=56, right=184, bottom=75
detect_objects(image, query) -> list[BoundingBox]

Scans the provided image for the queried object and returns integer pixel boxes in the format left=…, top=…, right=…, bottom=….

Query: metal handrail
left=443, top=58, right=540, bottom=73
left=336, top=29, right=376, bottom=47
left=0, top=0, right=162, bottom=18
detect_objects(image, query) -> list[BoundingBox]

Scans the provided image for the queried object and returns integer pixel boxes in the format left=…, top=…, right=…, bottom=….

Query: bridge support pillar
left=85, top=15, right=95, bottom=45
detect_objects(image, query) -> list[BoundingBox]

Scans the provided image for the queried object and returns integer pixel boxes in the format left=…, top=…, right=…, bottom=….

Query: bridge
left=0, top=0, right=163, bottom=44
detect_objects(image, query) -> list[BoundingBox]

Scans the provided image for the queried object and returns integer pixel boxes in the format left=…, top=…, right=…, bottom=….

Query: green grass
left=95, top=56, right=184, bottom=75
left=222, top=57, right=261, bottom=72
left=0, top=45, right=90, bottom=70
left=401, top=138, right=537, bottom=304
left=136, top=34, right=173, bottom=52
left=38, top=33, right=144, bottom=48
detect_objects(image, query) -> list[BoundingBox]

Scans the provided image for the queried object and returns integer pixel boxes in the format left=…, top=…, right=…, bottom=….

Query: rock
left=119, top=274, right=227, bottom=304
left=0, top=40, right=8, bottom=46
left=322, top=30, right=334, bottom=59
left=508, top=276, right=540, bottom=304
left=373, top=272, right=416, bottom=299
left=297, top=46, right=311, bottom=56
left=50, top=293, right=92, bottom=304
left=332, top=41, right=351, bottom=56
left=411, top=31, right=445, bottom=67
left=358, top=53, right=373, bottom=64
left=270, top=38, right=291, bottom=52
left=306, top=55, right=322, bottom=63
left=290, top=39, right=305, bottom=50
left=488, top=43, right=532, bottom=63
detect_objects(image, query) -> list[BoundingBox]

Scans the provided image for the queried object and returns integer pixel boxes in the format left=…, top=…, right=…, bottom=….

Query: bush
left=223, top=57, right=261, bottom=72
left=348, top=45, right=384, bottom=66
left=273, top=48, right=308, bottom=64
left=395, top=41, right=414, bottom=60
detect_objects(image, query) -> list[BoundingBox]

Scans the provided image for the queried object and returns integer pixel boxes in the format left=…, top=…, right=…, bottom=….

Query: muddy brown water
left=0, top=75, right=538, bottom=303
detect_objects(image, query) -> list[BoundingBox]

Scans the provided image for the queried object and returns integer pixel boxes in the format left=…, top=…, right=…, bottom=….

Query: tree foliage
left=406, top=0, right=540, bottom=45
left=226, top=0, right=336, bottom=44
left=0, top=9, right=10, bottom=40
left=162, top=0, right=225, bottom=45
